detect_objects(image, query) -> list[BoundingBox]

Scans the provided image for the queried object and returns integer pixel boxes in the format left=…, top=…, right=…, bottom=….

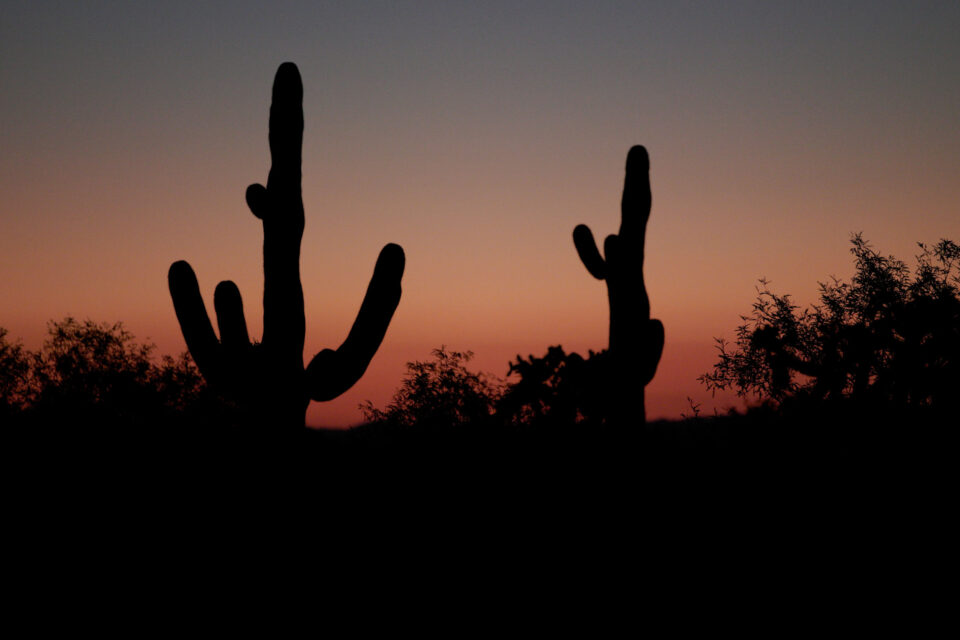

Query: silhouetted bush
left=361, top=345, right=615, bottom=434
left=701, top=234, right=960, bottom=412
left=2, top=317, right=208, bottom=427
left=498, top=345, right=609, bottom=427
left=0, top=328, right=31, bottom=418
left=361, top=347, right=503, bottom=432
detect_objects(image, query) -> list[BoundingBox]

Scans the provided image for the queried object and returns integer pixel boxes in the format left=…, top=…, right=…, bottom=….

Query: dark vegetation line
left=701, top=235, right=960, bottom=412
left=4, top=228, right=957, bottom=449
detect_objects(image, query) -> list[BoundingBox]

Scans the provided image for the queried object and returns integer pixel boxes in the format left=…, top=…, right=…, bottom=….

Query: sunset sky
left=2, top=1, right=958, bottom=426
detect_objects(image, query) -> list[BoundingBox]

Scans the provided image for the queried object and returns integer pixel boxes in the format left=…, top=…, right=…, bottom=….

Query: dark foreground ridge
left=6, top=401, right=950, bottom=499
left=10, top=406, right=948, bottom=610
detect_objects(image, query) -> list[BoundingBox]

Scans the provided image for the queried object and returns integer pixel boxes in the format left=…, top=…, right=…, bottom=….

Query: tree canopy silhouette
left=361, top=344, right=631, bottom=436
left=498, top=346, right=609, bottom=427
left=700, top=235, right=960, bottom=411
left=2, top=318, right=206, bottom=427
left=0, top=328, right=31, bottom=418
left=361, top=347, right=503, bottom=431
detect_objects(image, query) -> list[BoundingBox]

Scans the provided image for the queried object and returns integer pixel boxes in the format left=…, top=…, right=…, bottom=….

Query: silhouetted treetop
left=2, top=318, right=206, bottom=427
left=0, top=328, right=31, bottom=416
left=499, top=346, right=609, bottom=427
left=361, top=347, right=503, bottom=430
left=701, top=234, right=960, bottom=410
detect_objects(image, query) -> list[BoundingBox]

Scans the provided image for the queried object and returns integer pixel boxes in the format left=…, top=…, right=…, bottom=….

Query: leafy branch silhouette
left=168, top=62, right=404, bottom=429
left=700, top=235, right=960, bottom=410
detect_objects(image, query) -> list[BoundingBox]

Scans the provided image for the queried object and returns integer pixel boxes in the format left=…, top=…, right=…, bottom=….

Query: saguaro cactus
left=168, top=62, right=405, bottom=429
left=573, top=145, right=664, bottom=425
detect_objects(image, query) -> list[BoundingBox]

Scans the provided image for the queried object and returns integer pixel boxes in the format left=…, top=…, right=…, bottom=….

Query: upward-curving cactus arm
left=574, top=145, right=664, bottom=425
left=168, top=62, right=404, bottom=429
left=306, top=242, right=404, bottom=402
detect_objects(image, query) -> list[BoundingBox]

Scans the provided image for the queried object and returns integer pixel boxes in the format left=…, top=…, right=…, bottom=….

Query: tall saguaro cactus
left=573, top=145, right=664, bottom=425
left=168, top=62, right=405, bottom=429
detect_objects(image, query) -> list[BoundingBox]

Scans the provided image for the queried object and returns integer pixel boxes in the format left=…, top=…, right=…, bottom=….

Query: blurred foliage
left=499, top=345, right=609, bottom=427
left=700, top=235, right=960, bottom=411
left=2, top=317, right=209, bottom=427
left=0, top=328, right=32, bottom=416
left=361, top=347, right=504, bottom=429
left=361, top=344, right=613, bottom=430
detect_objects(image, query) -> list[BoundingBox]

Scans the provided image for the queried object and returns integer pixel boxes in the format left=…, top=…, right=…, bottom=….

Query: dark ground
left=8, top=403, right=950, bottom=502
left=5, top=404, right=949, bottom=620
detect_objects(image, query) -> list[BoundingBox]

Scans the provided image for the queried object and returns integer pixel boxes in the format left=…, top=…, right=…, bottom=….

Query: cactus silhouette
left=573, top=145, right=664, bottom=425
left=168, top=62, right=405, bottom=429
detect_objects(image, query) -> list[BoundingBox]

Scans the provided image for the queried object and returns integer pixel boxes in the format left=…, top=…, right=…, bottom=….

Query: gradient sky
left=2, top=1, right=959, bottom=426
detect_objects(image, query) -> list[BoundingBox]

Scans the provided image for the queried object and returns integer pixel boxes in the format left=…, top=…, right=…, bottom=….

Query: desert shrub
left=700, top=235, right=960, bottom=411
left=3, top=317, right=207, bottom=427
left=498, top=345, right=609, bottom=427
left=361, top=347, right=504, bottom=429
left=362, top=344, right=617, bottom=436
left=32, top=318, right=155, bottom=409
left=0, top=328, right=32, bottom=416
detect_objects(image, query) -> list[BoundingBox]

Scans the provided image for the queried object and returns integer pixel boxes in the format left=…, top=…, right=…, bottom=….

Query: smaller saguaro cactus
left=573, top=145, right=664, bottom=425
left=168, top=62, right=405, bottom=429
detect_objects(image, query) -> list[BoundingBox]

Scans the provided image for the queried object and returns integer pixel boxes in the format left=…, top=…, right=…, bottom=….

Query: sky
left=2, top=1, right=958, bottom=426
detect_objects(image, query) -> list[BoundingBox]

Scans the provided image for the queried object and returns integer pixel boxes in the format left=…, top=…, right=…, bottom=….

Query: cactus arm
left=168, top=260, right=221, bottom=382
left=213, top=280, right=251, bottom=351
left=306, top=243, right=405, bottom=401
left=573, top=224, right=607, bottom=280
left=245, top=184, right=269, bottom=221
